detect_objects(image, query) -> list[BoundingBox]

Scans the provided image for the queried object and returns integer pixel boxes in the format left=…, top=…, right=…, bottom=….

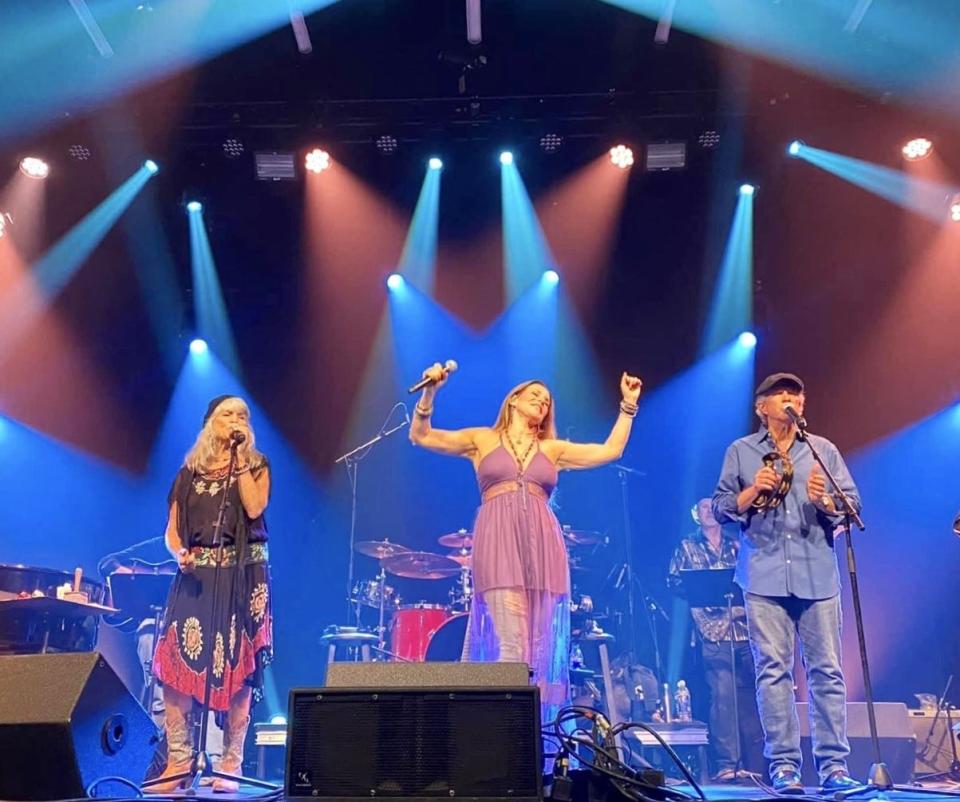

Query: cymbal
left=447, top=550, right=472, bottom=567
left=562, top=528, right=604, bottom=547
left=354, top=539, right=410, bottom=560
left=438, top=530, right=473, bottom=548
left=382, top=551, right=461, bottom=579
left=568, top=557, right=591, bottom=573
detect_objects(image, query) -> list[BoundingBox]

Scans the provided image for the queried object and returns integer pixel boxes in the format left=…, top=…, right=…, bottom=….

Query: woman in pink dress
left=409, top=366, right=642, bottom=726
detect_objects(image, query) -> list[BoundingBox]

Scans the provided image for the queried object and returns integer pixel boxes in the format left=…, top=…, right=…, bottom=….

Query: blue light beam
left=501, top=158, right=558, bottom=303
left=396, top=164, right=441, bottom=293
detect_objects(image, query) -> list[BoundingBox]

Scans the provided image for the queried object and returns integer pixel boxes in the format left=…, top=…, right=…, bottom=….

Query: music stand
left=675, top=567, right=746, bottom=775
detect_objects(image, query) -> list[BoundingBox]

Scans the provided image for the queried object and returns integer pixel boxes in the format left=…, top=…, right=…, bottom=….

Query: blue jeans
left=744, top=592, right=850, bottom=781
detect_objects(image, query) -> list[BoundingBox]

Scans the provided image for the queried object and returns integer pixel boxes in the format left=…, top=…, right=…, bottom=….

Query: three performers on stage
left=143, top=369, right=864, bottom=791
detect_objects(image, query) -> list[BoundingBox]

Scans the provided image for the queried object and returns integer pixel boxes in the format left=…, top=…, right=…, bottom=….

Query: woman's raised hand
left=621, top=372, right=643, bottom=404
left=422, top=362, right=449, bottom=392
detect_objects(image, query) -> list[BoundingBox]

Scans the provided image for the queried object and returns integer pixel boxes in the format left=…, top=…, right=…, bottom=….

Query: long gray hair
left=184, top=396, right=264, bottom=472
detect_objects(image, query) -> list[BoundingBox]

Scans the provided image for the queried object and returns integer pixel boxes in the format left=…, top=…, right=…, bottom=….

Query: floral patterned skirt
left=153, top=544, right=273, bottom=712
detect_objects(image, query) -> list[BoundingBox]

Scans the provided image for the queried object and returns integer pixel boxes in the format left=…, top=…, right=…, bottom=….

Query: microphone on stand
left=784, top=404, right=807, bottom=430
left=407, top=360, right=458, bottom=394
left=229, top=430, right=246, bottom=449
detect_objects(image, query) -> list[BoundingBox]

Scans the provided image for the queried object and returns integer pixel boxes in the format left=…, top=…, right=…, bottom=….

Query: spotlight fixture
left=223, top=138, right=244, bottom=158
left=543, top=269, right=560, bottom=285
left=386, top=273, right=404, bottom=290
left=189, top=338, right=208, bottom=355
left=305, top=148, right=331, bottom=174
left=19, top=157, right=50, bottom=180
left=788, top=140, right=803, bottom=157
left=645, top=142, right=686, bottom=171
left=902, top=138, right=933, bottom=161
left=950, top=194, right=960, bottom=223
left=609, top=145, right=634, bottom=169
left=255, top=152, right=296, bottom=181
left=697, top=130, right=720, bottom=150
left=539, top=133, right=563, bottom=154
left=428, top=157, right=443, bottom=170
left=186, top=201, right=202, bottom=213
left=738, top=331, right=757, bottom=348
left=499, top=151, right=514, bottom=166
left=376, top=135, right=398, bottom=155
left=144, top=159, right=159, bottom=174
left=739, top=184, right=756, bottom=196
left=68, top=145, right=92, bottom=161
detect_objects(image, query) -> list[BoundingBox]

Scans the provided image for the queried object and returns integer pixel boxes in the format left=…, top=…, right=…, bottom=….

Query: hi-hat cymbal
left=438, top=530, right=473, bottom=549
left=561, top=527, right=604, bottom=547
left=382, top=551, right=461, bottom=579
left=354, top=539, right=410, bottom=559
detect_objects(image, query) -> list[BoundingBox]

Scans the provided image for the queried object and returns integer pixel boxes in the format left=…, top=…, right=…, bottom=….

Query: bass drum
left=423, top=612, right=469, bottom=662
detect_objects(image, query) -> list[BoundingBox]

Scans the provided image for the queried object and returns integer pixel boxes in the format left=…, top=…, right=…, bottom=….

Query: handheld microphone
left=229, top=430, right=246, bottom=448
left=784, top=404, right=807, bottom=430
left=408, top=360, right=458, bottom=394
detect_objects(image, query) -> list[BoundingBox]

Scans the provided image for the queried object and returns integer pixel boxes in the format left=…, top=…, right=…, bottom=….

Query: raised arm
left=408, top=362, right=482, bottom=458
left=551, top=372, right=642, bottom=470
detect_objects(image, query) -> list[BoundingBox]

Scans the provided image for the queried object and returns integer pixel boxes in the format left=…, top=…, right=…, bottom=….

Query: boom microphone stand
left=792, top=422, right=959, bottom=800
left=142, top=435, right=277, bottom=793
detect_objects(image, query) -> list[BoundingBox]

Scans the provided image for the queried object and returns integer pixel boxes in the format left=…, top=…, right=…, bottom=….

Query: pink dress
left=463, top=444, right=571, bottom=726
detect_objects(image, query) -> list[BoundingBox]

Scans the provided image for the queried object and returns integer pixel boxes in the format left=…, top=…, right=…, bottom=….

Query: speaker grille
left=287, top=689, right=541, bottom=800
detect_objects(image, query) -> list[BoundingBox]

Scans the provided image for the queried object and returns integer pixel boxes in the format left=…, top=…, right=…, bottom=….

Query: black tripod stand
left=916, top=675, right=960, bottom=783
left=141, top=439, right=277, bottom=793
left=795, top=426, right=960, bottom=800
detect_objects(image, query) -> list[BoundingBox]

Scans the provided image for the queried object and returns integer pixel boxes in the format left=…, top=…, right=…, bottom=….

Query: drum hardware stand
left=794, top=428, right=960, bottom=800
left=141, top=437, right=277, bottom=793
left=916, top=675, right=960, bottom=783
left=335, top=403, right=410, bottom=623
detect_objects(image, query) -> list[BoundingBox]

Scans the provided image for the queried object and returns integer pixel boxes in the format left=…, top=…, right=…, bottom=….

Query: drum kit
left=345, top=525, right=610, bottom=665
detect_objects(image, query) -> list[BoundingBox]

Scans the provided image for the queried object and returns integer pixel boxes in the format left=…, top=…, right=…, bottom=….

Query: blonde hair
left=184, top=397, right=264, bottom=473
left=492, top=380, right=558, bottom=440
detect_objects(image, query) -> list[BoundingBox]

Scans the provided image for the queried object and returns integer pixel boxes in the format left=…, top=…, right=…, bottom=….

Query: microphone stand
left=335, top=403, right=410, bottom=624
left=795, top=427, right=959, bottom=800
left=142, top=437, right=277, bottom=793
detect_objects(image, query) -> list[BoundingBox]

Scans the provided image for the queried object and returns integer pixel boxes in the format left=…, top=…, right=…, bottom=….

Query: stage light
left=738, top=331, right=757, bottom=348
left=539, top=133, right=563, bottom=154
left=788, top=141, right=803, bottom=157
left=645, top=142, right=686, bottom=171
left=499, top=151, right=514, bottom=166
left=19, top=157, right=50, bottom=180
left=543, top=269, right=560, bottom=285
left=739, top=184, right=756, bottom=196
left=187, top=201, right=202, bottom=213
left=269, top=714, right=287, bottom=726
left=144, top=159, right=159, bottom=174
left=223, top=138, right=244, bottom=158
left=428, top=157, right=443, bottom=170
left=255, top=152, right=296, bottom=181
left=387, top=273, right=404, bottom=290
left=950, top=194, right=960, bottom=222
left=376, top=135, right=399, bottom=155
left=698, top=130, right=720, bottom=150
left=609, top=145, right=634, bottom=169
left=189, top=338, right=208, bottom=355
left=305, top=148, right=331, bottom=174
left=902, top=138, right=933, bottom=161
left=68, top=145, right=92, bottom=162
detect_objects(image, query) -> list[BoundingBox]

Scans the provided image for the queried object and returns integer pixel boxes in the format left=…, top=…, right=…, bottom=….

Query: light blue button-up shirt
left=712, top=427, right=861, bottom=600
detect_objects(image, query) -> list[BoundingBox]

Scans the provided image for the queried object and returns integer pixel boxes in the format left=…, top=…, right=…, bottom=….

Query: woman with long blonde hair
left=150, top=395, right=273, bottom=793
left=410, top=366, right=642, bottom=727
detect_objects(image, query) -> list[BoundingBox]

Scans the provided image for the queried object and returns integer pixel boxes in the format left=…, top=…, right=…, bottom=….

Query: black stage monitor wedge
left=287, top=662, right=542, bottom=801
left=0, top=652, right=158, bottom=800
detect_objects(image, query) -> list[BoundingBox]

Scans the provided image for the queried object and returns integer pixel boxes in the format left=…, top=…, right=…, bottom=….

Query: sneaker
left=771, top=768, right=805, bottom=795
left=821, top=770, right=861, bottom=791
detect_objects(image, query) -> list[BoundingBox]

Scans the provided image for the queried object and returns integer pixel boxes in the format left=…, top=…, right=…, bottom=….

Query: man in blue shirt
left=712, top=373, right=861, bottom=794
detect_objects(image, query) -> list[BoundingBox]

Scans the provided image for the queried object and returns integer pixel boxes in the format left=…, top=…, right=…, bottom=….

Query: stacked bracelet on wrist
left=619, top=400, right=638, bottom=418
left=414, top=402, right=433, bottom=418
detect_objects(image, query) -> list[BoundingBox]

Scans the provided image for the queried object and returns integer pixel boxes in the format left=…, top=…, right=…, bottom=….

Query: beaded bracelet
left=414, top=402, right=434, bottom=418
left=619, top=400, right=638, bottom=418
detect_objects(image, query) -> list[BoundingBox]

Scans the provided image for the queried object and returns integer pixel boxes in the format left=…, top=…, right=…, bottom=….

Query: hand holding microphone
left=408, top=360, right=458, bottom=395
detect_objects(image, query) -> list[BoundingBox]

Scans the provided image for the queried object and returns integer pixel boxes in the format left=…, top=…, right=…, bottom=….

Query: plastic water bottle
left=570, top=643, right=584, bottom=670
left=674, top=679, right=693, bottom=722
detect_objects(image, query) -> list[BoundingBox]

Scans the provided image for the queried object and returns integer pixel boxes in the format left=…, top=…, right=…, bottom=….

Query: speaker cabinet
left=286, top=662, right=541, bottom=801
left=796, top=702, right=916, bottom=784
left=0, top=652, right=158, bottom=800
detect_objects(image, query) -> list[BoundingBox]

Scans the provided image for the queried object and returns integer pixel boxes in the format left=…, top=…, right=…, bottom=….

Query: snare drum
left=390, top=603, right=450, bottom=662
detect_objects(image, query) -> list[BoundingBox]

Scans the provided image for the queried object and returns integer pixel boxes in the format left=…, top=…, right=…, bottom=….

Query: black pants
left=702, top=639, right=765, bottom=773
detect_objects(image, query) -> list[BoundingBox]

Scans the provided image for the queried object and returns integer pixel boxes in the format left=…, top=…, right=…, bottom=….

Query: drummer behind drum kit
left=342, top=525, right=609, bottom=668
